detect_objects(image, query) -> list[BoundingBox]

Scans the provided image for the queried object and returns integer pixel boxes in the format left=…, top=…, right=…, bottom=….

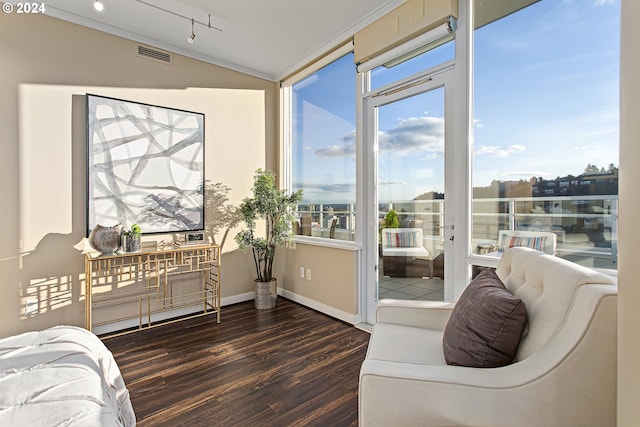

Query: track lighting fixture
left=133, top=0, right=222, bottom=45
left=94, top=1, right=104, bottom=12
left=187, top=18, right=196, bottom=44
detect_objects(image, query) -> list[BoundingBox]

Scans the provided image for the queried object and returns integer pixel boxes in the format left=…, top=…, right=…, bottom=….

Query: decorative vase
left=125, top=235, right=141, bottom=252
left=88, top=224, right=122, bottom=255
left=254, top=278, right=277, bottom=309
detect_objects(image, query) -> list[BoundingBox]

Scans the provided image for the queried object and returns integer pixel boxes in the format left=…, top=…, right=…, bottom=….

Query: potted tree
left=235, top=169, right=303, bottom=309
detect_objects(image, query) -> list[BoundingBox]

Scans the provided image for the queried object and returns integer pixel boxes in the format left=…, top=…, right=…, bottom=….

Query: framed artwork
left=86, top=94, right=205, bottom=235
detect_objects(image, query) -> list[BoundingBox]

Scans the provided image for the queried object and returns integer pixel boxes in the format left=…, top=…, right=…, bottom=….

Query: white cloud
left=475, top=144, right=526, bottom=158
left=313, top=130, right=357, bottom=158
left=312, top=115, right=445, bottom=159
left=379, top=116, right=445, bottom=156
left=315, top=144, right=356, bottom=158
left=294, top=182, right=354, bottom=193
left=379, top=180, right=406, bottom=186
left=342, top=130, right=356, bottom=143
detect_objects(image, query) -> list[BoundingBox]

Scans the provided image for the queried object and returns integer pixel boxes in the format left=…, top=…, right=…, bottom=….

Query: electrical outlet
left=306, top=268, right=311, bottom=280
left=299, top=267, right=305, bottom=278
left=25, top=299, right=38, bottom=315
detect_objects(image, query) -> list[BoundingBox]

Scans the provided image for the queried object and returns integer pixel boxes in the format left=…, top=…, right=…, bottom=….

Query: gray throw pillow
left=442, top=269, right=528, bottom=368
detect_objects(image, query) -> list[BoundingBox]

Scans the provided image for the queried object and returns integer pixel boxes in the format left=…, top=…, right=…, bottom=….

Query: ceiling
left=39, top=0, right=405, bottom=81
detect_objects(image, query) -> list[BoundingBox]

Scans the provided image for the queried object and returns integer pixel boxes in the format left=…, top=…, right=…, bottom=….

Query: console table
left=84, top=244, right=220, bottom=335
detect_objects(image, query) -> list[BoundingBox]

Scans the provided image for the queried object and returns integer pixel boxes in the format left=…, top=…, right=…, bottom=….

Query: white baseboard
left=225, top=290, right=359, bottom=325
left=93, top=305, right=208, bottom=336
left=93, top=291, right=356, bottom=335
left=354, top=322, right=373, bottom=333
left=94, top=293, right=253, bottom=335
left=277, top=288, right=358, bottom=325
left=221, top=289, right=359, bottom=325
left=221, top=292, right=254, bottom=306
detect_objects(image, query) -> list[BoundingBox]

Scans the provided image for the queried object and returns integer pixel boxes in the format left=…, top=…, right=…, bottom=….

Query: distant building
left=531, top=173, right=618, bottom=197
left=472, top=172, right=618, bottom=200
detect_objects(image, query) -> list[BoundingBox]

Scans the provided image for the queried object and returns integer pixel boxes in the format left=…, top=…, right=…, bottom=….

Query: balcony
left=294, top=194, right=618, bottom=272
left=471, top=195, right=617, bottom=271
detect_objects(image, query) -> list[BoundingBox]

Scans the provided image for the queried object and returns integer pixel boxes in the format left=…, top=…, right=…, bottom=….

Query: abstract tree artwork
left=86, top=94, right=205, bottom=235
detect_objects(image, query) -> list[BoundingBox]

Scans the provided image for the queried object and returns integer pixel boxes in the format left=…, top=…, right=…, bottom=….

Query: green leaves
left=124, top=223, right=142, bottom=237
left=235, top=169, right=303, bottom=282
left=383, top=210, right=399, bottom=229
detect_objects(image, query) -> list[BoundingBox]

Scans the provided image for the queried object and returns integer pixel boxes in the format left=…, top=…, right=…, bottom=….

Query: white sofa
left=359, top=247, right=617, bottom=426
left=381, top=228, right=431, bottom=277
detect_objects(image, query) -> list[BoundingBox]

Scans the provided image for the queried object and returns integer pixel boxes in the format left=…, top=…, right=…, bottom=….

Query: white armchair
left=359, top=247, right=617, bottom=426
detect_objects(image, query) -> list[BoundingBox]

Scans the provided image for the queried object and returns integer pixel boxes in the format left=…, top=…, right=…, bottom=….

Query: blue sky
left=473, top=0, right=619, bottom=189
left=293, top=0, right=620, bottom=202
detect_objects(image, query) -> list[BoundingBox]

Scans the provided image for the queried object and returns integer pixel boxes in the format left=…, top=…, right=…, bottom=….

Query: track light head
left=187, top=18, right=196, bottom=44
left=94, top=1, right=104, bottom=12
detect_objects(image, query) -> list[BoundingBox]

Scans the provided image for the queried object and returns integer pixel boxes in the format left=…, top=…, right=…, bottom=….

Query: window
left=472, top=0, right=620, bottom=271
left=284, top=50, right=356, bottom=242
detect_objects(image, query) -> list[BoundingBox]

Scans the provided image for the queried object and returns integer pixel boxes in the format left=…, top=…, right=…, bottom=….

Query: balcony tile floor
left=378, top=273, right=444, bottom=301
left=377, top=256, right=444, bottom=301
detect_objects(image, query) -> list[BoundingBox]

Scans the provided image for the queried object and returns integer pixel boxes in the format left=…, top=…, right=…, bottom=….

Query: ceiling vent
left=136, top=45, right=173, bottom=65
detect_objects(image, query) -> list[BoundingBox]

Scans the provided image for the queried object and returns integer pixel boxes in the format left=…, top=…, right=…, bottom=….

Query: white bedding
left=0, top=326, right=136, bottom=426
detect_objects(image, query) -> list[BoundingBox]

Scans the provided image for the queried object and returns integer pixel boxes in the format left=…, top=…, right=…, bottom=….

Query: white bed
left=0, top=325, right=136, bottom=426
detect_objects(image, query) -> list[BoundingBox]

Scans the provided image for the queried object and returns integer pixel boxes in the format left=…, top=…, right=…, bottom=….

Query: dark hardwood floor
left=103, top=299, right=371, bottom=426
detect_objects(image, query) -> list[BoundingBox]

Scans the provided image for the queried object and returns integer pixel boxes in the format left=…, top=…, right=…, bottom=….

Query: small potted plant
left=379, top=209, right=399, bottom=256
left=383, top=209, right=400, bottom=229
left=123, top=223, right=142, bottom=252
left=235, top=169, right=303, bottom=309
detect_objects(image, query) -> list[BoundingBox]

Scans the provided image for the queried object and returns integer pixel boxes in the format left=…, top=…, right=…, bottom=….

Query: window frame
left=467, top=0, right=620, bottom=275
left=280, top=41, right=362, bottom=250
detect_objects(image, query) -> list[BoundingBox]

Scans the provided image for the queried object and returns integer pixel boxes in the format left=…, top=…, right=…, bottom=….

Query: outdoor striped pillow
left=385, top=230, right=421, bottom=248
left=499, top=235, right=547, bottom=252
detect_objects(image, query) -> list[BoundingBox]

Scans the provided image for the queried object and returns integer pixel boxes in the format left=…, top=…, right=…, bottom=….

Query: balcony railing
left=295, top=203, right=357, bottom=241
left=471, top=195, right=618, bottom=270
left=295, top=194, right=618, bottom=270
